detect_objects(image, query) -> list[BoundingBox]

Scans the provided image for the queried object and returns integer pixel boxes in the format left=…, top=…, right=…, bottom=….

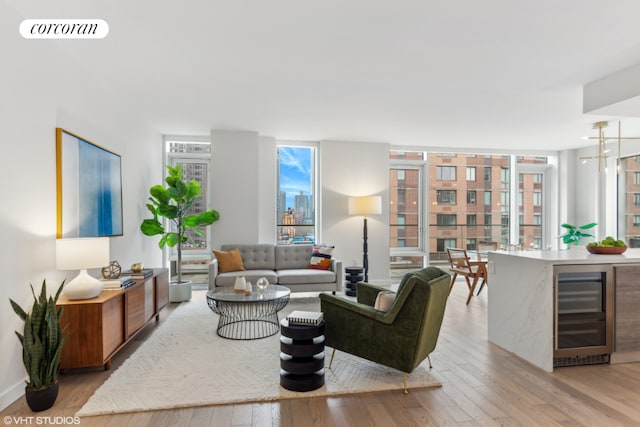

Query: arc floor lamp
left=348, top=195, right=382, bottom=282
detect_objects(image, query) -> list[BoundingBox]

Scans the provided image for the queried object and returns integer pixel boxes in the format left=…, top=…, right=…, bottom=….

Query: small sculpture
left=131, top=262, right=144, bottom=273
left=101, top=261, right=122, bottom=279
left=234, top=276, right=246, bottom=293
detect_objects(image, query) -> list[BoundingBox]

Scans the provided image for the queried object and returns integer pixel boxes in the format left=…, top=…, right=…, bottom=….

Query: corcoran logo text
left=20, top=19, right=109, bottom=39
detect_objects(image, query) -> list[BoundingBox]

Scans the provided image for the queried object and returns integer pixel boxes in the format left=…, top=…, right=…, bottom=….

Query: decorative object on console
left=9, top=279, right=66, bottom=412
left=56, top=237, right=110, bottom=300
left=100, top=276, right=136, bottom=289
left=307, top=245, right=334, bottom=270
left=140, top=164, right=220, bottom=302
left=130, top=262, right=144, bottom=272
left=101, top=260, right=121, bottom=279
left=348, top=195, right=382, bottom=282
left=122, top=268, right=154, bottom=279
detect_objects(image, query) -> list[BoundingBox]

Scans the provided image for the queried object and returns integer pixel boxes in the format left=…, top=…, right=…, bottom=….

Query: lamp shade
left=348, top=196, right=382, bottom=216
left=56, top=237, right=110, bottom=270
left=56, top=237, right=110, bottom=300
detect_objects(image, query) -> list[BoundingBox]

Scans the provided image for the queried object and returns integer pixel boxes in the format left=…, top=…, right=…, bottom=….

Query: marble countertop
left=489, top=248, right=640, bottom=264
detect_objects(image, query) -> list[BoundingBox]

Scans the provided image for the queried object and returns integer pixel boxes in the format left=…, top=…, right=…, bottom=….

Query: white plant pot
left=169, top=281, right=192, bottom=302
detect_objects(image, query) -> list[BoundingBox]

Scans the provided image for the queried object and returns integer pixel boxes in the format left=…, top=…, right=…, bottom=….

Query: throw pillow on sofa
left=213, top=248, right=246, bottom=273
left=307, top=245, right=334, bottom=270
left=374, top=291, right=396, bottom=312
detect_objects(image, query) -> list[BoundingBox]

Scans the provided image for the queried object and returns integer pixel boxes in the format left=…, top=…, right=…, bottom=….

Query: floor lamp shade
left=56, top=237, right=110, bottom=300
left=348, top=196, right=382, bottom=216
left=348, top=196, right=382, bottom=282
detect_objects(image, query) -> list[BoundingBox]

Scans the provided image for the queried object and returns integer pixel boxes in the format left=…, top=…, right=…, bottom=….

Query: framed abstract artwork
left=56, top=128, right=123, bottom=238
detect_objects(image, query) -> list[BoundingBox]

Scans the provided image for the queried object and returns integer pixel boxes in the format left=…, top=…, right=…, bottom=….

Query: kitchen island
left=488, top=249, right=640, bottom=372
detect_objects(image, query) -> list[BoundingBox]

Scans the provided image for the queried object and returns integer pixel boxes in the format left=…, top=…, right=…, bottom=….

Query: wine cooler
left=553, top=264, right=613, bottom=367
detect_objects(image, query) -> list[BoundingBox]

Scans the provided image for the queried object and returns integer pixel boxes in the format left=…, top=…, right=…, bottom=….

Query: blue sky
left=279, top=146, right=312, bottom=208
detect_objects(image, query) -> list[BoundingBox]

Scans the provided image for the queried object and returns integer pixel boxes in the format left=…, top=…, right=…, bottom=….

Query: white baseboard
left=0, top=377, right=26, bottom=411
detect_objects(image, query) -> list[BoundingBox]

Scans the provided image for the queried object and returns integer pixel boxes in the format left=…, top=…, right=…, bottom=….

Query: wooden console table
left=57, top=268, right=169, bottom=370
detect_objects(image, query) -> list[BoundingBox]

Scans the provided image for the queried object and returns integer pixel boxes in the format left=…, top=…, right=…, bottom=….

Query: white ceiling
left=9, top=0, right=640, bottom=151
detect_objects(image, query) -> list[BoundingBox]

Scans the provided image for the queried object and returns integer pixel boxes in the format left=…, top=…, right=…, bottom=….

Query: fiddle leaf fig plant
left=141, top=165, right=220, bottom=283
left=559, top=222, right=596, bottom=246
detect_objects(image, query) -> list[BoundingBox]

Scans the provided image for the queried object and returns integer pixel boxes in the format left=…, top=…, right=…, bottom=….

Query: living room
left=4, top=1, right=640, bottom=425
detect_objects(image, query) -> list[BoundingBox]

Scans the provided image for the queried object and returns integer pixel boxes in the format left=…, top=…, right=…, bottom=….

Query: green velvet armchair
left=319, top=266, right=450, bottom=393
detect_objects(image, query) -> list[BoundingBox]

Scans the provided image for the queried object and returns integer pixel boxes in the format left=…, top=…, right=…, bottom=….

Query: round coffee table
left=206, top=284, right=291, bottom=340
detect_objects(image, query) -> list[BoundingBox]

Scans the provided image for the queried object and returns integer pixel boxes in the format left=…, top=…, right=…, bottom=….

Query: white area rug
left=78, top=296, right=441, bottom=416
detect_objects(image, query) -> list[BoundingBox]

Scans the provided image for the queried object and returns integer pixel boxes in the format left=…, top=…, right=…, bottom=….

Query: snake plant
left=9, top=280, right=66, bottom=390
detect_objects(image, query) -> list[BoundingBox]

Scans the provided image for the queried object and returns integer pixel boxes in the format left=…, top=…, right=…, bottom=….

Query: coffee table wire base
left=207, top=295, right=290, bottom=340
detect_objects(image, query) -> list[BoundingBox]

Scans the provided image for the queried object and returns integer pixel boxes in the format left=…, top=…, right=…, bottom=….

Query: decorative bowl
left=586, top=246, right=627, bottom=255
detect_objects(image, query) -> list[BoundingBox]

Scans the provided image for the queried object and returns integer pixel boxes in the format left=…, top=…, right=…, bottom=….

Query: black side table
left=280, top=319, right=325, bottom=392
left=344, top=266, right=365, bottom=297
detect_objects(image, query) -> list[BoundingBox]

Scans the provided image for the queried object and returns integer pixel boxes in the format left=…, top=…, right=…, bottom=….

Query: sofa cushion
left=221, top=244, right=275, bottom=270
left=215, top=270, right=278, bottom=287
left=277, top=269, right=336, bottom=285
left=212, top=248, right=245, bottom=273
left=374, top=291, right=396, bottom=312
left=307, top=245, right=334, bottom=270
left=275, top=244, right=314, bottom=270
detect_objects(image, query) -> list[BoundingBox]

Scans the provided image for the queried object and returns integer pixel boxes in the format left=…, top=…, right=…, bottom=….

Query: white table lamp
left=348, top=196, right=382, bottom=282
left=56, top=237, right=110, bottom=300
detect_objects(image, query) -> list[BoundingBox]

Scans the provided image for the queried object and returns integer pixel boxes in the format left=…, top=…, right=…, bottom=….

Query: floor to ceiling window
left=390, top=150, right=549, bottom=273
left=276, top=144, right=316, bottom=244
left=165, top=136, right=212, bottom=284
left=389, top=151, right=425, bottom=279
left=618, top=155, right=640, bottom=247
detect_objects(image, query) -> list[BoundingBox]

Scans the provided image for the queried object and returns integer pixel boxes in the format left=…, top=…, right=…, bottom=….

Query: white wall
left=208, top=132, right=391, bottom=284
left=0, top=4, right=162, bottom=410
left=319, top=140, right=390, bottom=284
left=211, top=130, right=267, bottom=245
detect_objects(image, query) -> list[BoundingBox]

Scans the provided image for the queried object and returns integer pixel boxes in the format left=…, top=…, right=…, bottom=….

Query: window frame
left=276, top=143, right=317, bottom=244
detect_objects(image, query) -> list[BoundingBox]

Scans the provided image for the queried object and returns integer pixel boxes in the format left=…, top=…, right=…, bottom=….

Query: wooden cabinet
left=58, top=268, right=169, bottom=370
left=614, top=265, right=640, bottom=353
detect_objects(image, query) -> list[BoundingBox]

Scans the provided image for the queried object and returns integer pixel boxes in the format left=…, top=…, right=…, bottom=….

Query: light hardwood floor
left=3, top=279, right=640, bottom=426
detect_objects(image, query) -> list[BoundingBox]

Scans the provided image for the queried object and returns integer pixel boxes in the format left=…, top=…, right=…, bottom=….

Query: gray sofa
left=208, top=244, right=343, bottom=293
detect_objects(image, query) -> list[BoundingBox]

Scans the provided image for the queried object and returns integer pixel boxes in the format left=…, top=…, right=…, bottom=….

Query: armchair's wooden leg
left=403, top=373, right=409, bottom=395
left=328, top=348, right=336, bottom=369
left=427, top=355, right=432, bottom=369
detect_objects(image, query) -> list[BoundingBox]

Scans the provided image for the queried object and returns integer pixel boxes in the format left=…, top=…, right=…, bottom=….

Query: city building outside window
left=436, top=165, right=456, bottom=181
left=467, top=190, right=476, bottom=205
left=392, top=150, right=549, bottom=271
left=436, top=213, right=457, bottom=229
left=466, top=166, right=476, bottom=181
left=467, top=214, right=477, bottom=228
left=277, top=145, right=316, bottom=244
left=436, top=238, right=456, bottom=252
left=436, top=190, right=457, bottom=205
left=484, top=191, right=491, bottom=206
